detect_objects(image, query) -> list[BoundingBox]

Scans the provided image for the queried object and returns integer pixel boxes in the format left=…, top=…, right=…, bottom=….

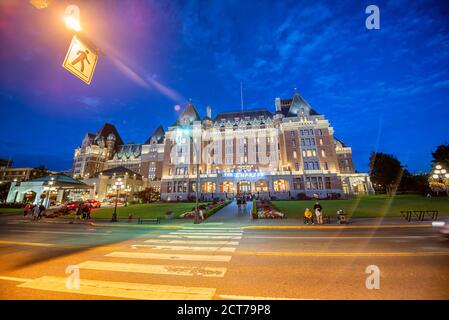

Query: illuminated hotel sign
left=222, top=172, right=264, bottom=178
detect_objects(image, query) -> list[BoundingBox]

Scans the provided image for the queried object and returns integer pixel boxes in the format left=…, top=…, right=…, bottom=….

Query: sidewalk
left=0, top=211, right=436, bottom=229
left=206, top=200, right=252, bottom=222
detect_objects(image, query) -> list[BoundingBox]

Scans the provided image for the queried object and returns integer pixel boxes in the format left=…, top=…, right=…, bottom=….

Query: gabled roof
left=145, top=125, right=165, bottom=144
left=334, top=137, right=348, bottom=148
left=214, top=109, right=273, bottom=122
left=115, top=144, right=142, bottom=160
left=281, top=91, right=320, bottom=117
left=95, top=123, right=124, bottom=145
left=176, top=102, right=200, bottom=124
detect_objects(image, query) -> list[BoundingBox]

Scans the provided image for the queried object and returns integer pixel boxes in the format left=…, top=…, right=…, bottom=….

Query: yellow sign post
left=62, top=35, right=98, bottom=85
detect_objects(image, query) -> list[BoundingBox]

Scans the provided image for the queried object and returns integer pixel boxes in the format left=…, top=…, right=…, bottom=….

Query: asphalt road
left=0, top=218, right=448, bottom=300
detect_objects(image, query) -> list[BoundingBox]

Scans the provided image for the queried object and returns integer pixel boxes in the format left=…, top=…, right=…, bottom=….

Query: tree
left=135, top=187, right=160, bottom=203
left=431, top=144, right=449, bottom=169
left=399, top=171, right=430, bottom=195
left=0, top=182, right=11, bottom=202
left=369, top=152, right=404, bottom=196
left=33, top=165, right=50, bottom=179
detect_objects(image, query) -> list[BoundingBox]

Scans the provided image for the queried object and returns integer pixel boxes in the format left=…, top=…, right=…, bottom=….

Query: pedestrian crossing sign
left=62, top=35, right=98, bottom=85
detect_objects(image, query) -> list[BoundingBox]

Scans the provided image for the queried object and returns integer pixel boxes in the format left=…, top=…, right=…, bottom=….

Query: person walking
left=83, top=203, right=91, bottom=220
left=313, top=201, right=323, bottom=224
left=237, top=197, right=242, bottom=213
left=23, top=204, right=31, bottom=217
left=74, top=203, right=83, bottom=222
left=32, top=204, right=40, bottom=221
left=38, top=203, right=45, bottom=219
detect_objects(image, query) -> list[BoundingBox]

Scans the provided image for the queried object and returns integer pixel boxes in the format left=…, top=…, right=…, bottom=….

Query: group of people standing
left=74, top=203, right=91, bottom=221
left=236, top=195, right=251, bottom=212
left=23, top=203, right=46, bottom=220
left=304, top=201, right=324, bottom=225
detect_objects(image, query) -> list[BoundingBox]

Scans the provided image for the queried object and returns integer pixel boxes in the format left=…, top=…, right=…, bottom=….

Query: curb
left=242, top=224, right=433, bottom=230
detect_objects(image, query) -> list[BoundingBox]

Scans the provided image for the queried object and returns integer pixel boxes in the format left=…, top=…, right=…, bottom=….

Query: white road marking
left=160, top=235, right=242, bottom=240
left=246, top=235, right=439, bottom=240
left=182, top=228, right=242, bottom=231
left=78, top=261, right=227, bottom=277
left=106, top=251, right=232, bottom=262
left=0, top=276, right=32, bottom=282
left=170, top=232, right=243, bottom=236
left=133, top=244, right=236, bottom=252
left=18, top=276, right=216, bottom=300
left=5, top=229, right=110, bottom=236
left=143, top=239, right=239, bottom=245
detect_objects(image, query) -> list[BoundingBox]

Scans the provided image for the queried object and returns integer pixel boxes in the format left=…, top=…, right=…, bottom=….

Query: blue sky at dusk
left=0, top=0, right=448, bottom=173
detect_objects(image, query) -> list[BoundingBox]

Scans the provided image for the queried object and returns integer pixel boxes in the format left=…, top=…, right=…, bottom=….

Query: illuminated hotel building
left=72, top=91, right=373, bottom=201
left=160, top=91, right=374, bottom=201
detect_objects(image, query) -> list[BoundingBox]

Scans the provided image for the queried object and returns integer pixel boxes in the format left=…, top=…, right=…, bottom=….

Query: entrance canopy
left=7, top=174, right=92, bottom=206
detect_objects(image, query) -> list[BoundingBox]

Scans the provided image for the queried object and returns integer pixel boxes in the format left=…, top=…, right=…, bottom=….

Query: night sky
left=0, top=0, right=448, bottom=173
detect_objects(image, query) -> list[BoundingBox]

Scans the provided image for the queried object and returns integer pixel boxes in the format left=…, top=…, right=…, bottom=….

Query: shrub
left=203, top=200, right=231, bottom=219
left=252, top=199, right=257, bottom=219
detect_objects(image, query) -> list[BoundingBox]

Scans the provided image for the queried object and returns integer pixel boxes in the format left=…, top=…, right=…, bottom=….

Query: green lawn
left=0, top=208, right=23, bottom=215
left=89, top=202, right=208, bottom=219
left=272, top=195, right=449, bottom=219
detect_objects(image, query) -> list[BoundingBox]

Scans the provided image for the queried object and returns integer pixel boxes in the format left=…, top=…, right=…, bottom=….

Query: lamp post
left=189, top=135, right=200, bottom=224
left=430, top=164, right=449, bottom=196
left=45, top=178, right=54, bottom=208
left=111, top=178, right=124, bottom=222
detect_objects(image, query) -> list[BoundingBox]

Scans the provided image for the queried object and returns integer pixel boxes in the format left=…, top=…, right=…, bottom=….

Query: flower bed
left=253, top=199, right=284, bottom=219
left=180, top=200, right=231, bottom=220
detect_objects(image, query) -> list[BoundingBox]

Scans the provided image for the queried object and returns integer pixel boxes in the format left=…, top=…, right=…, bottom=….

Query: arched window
left=274, top=179, right=289, bottom=191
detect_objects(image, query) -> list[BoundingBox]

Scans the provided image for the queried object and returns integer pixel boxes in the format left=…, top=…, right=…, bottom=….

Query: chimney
left=275, top=98, right=281, bottom=112
left=206, top=106, right=212, bottom=119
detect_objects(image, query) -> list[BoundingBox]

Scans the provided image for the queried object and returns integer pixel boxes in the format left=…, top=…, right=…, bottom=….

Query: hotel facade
left=71, top=91, right=373, bottom=202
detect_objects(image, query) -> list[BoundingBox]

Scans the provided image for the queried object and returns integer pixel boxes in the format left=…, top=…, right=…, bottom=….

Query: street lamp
left=430, top=164, right=449, bottom=196
left=45, top=178, right=55, bottom=208
left=187, top=134, right=201, bottom=224
left=111, top=178, right=124, bottom=222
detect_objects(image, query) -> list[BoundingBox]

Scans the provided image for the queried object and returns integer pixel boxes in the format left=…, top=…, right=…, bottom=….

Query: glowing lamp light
left=434, top=170, right=441, bottom=174
left=435, top=165, right=442, bottom=170
left=65, top=16, right=82, bottom=31
left=445, top=173, right=449, bottom=179
left=64, top=5, right=82, bottom=31
left=432, top=174, right=439, bottom=179
left=441, top=169, right=447, bottom=174
left=30, top=0, right=51, bottom=9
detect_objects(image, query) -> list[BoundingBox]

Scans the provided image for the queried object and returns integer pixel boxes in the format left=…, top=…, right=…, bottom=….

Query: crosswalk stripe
left=18, top=276, right=216, bottom=300
left=134, top=244, right=236, bottom=252
left=106, top=251, right=232, bottom=262
left=6, top=229, right=111, bottom=236
left=170, top=232, right=243, bottom=236
left=143, top=239, right=239, bottom=246
left=160, top=235, right=242, bottom=240
left=78, top=261, right=227, bottom=277
left=180, top=228, right=243, bottom=232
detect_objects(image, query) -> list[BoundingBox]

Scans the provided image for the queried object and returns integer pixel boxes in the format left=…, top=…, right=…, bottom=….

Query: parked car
left=63, top=201, right=83, bottom=212
left=87, top=199, right=101, bottom=208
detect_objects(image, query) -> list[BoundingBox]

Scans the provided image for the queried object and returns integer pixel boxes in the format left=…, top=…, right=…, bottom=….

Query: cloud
left=78, top=96, right=102, bottom=108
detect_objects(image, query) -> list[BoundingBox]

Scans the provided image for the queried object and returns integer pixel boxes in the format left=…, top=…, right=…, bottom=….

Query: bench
left=137, top=217, right=160, bottom=224
left=400, top=210, right=439, bottom=222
